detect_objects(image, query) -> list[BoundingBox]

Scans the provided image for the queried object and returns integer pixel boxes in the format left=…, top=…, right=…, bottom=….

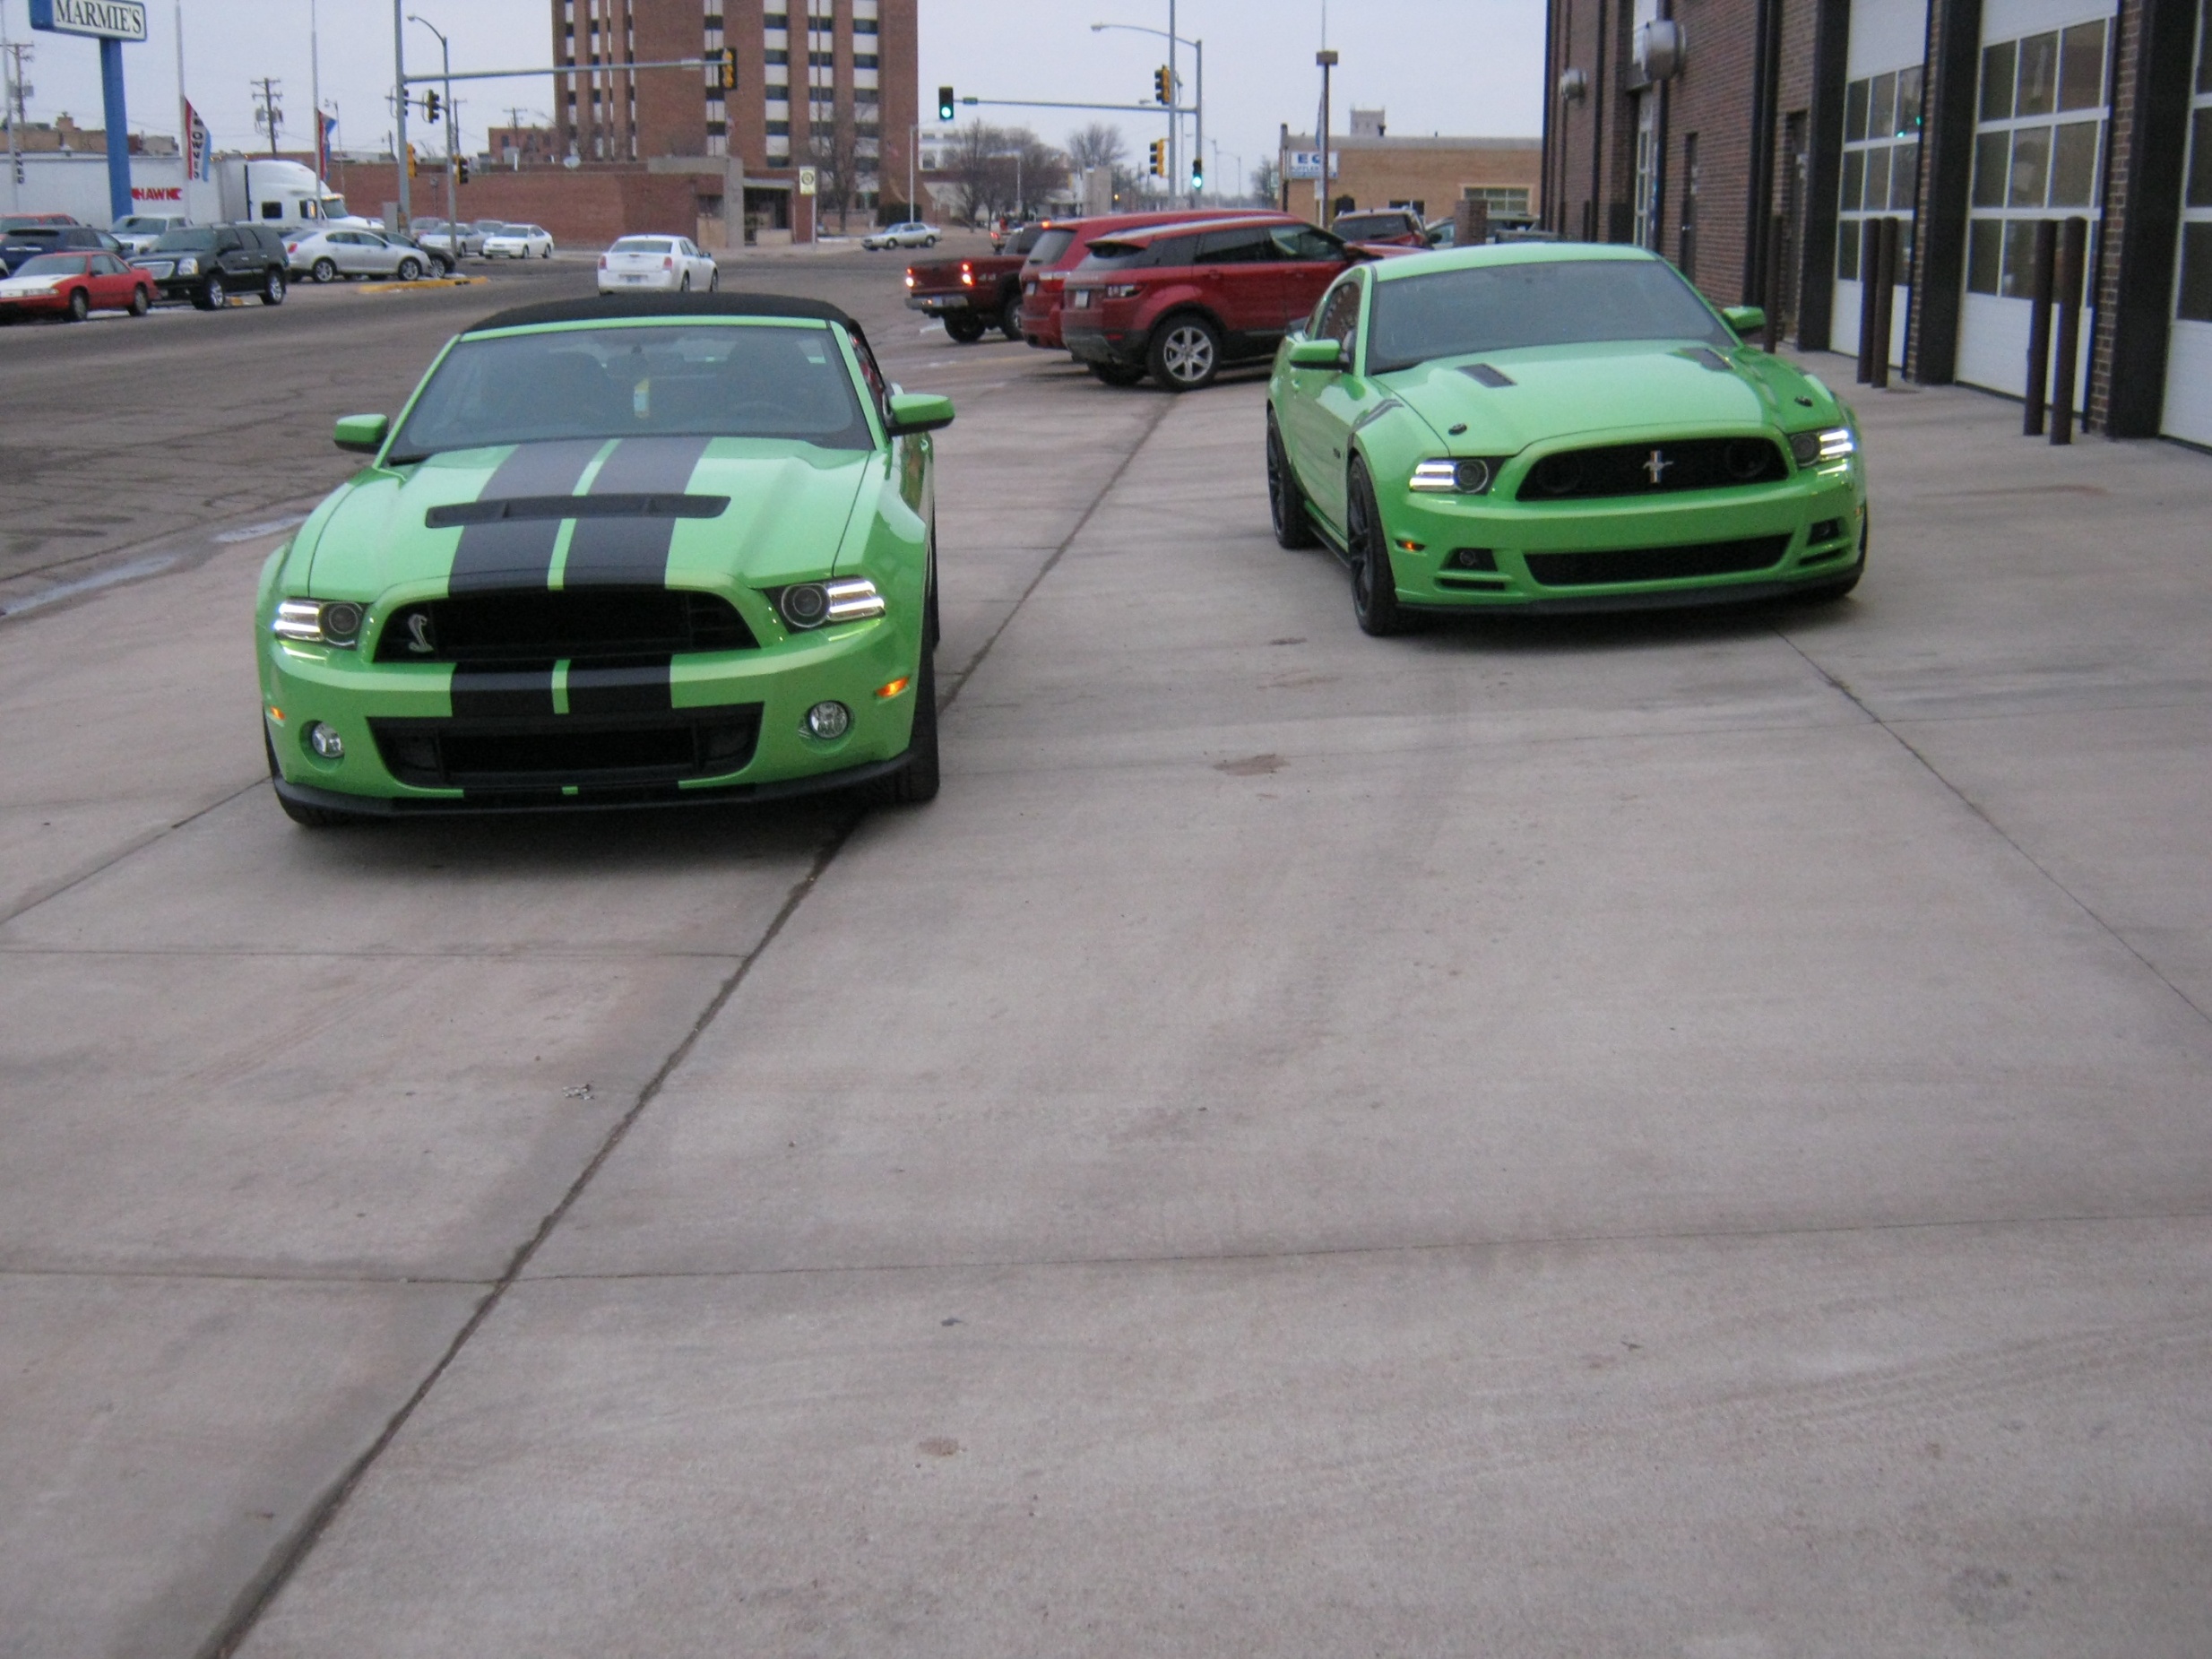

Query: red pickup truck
left=904, top=223, right=1043, bottom=343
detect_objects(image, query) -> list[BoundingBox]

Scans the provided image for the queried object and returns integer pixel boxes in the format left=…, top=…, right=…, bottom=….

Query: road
left=1, top=246, right=2208, bottom=1656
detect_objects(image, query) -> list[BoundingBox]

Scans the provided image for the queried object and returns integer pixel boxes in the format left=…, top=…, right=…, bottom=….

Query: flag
left=185, top=99, right=212, bottom=182
left=316, top=109, right=337, bottom=178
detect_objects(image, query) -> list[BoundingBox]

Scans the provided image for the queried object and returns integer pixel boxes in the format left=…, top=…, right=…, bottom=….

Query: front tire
left=128, top=286, right=151, bottom=316
left=196, top=275, right=226, bottom=310
left=1148, top=314, right=1223, bottom=391
left=260, top=271, right=285, bottom=306
left=707, top=268, right=719, bottom=291
left=1347, top=461, right=1413, bottom=636
left=871, top=644, right=939, bottom=805
left=1266, top=411, right=1318, bottom=549
left=396, top=256, right=422, bottom=281
left=265, top=732, right=354, bottom=828
left=65, top=288, right=89, bottom=322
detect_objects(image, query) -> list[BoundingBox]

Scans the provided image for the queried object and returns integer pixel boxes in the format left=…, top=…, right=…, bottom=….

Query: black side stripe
left=446, top=440, right=604, bottom=594
left=566, top=657, right=674, bottom=715
left=564, top=436, right=714, bottom=588
left=450, top=662, right=558, bottom=718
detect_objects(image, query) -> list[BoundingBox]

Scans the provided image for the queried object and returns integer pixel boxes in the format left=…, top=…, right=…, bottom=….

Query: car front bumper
left=262, top=614, right=924, bottom=813
left=0, top=292, right=71, bottom=315
left=1373, top=463, right=1870, bottom=610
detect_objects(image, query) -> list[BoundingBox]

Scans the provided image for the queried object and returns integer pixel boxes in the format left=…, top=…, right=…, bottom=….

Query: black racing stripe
left=446, top=440, right=604, bottom=594
left=563, top=436, right=714, bottom=588
left=565, top=657, right=674, bottom=715
left=450, top=662, right=558, bottom=718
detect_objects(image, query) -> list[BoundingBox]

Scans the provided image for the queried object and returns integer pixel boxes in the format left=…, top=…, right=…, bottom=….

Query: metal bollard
left=1855, top=220, right=1881, bottom=384
left=1764, top=215, right=1785, bottom=352
left=2023, top=220, right=2056, bottom=436
left=1869, top=219, right=1897, bottom=390
left=2050, top=216, right=2087, bottom=445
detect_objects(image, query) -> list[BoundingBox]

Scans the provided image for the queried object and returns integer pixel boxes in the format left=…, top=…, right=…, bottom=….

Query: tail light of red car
left=960, top=262, right=974, bottom=286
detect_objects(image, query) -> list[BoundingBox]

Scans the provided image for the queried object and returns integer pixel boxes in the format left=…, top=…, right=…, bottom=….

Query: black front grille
left=1523, top=536, right=1789, bottom=587
left=1516, top=437, right=1789, bottom=501
left=371, top=705, right=762, bottom=790
left=375, top=587, right=756, bottom=663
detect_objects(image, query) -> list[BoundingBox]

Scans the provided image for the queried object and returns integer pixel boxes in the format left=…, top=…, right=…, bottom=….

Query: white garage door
left=2161, top=0, right=2212, bottom=444
left=1832, top=0, right=1930, bottom=370
left=1954, top=0, right=2117, bottom=405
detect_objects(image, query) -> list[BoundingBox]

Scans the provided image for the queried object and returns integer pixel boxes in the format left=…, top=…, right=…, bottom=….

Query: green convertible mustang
left=1265, top=245, right=1869, bottom=634
left=258, top=294, right=953, bottom=823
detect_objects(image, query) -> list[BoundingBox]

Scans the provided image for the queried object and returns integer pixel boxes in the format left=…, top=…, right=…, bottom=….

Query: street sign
left=797, top=166, right=817, bottom=197
left=1284, top=151, right=1339, bottom=180
left=28, top=0, right=147, bottom=42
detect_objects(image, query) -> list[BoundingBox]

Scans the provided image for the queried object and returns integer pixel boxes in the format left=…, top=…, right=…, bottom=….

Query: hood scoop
left=1459, top=362, right=1516, bottom=388
left=427, top=493, right=730, bottom=529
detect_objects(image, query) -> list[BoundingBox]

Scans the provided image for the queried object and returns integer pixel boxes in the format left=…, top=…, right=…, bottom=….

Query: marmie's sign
left=29, top=0, right=150, bottom=42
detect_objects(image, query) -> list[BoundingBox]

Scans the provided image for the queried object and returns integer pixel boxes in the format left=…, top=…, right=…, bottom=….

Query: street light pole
left=410, top=16, right=456, bottom=244
left=1317, top=48, right=1338, bottom=224
left=392, top=0, right=409, bottom=227
left=1090, top=20, right=1202, bottom=205
left=1166, top=0, right=1176, bottom=205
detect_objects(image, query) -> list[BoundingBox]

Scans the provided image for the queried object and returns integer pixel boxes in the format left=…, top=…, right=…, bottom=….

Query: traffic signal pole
left=393, top=0, right=409, bottom=227
left=1166, top=0, right=1176, bottom=203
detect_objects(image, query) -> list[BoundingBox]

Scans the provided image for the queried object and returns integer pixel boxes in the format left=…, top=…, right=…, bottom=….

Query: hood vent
left=1460, top=363, right=1516, bottom=387
left=426, top=493, right=730, bottom=529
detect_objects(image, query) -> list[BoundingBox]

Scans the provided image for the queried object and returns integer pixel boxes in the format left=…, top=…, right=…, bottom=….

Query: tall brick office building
left=1544, top=0, right=2211, bottom=445
left=550, top=0, right=919, bottom=242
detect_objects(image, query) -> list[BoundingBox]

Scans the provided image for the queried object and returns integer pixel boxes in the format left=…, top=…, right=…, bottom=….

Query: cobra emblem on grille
left=404, top=611, right=436, bottom=653
left=1644, top=449, right=1674, bottom=485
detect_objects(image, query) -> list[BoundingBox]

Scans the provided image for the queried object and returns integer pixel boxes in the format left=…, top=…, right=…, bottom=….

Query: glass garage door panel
left=1832, top=0, right=1931, bottom=367
left=2162, top=0, right=2212, bottom=443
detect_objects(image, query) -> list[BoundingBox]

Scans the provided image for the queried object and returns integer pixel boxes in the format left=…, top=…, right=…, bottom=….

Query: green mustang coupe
left=258, top=294, right=953, bottom=823
left=1265, top=245, right=1869, bottom=634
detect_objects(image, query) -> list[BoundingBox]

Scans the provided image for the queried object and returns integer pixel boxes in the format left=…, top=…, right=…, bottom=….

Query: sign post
left=28, top=0, right=146, bottom=225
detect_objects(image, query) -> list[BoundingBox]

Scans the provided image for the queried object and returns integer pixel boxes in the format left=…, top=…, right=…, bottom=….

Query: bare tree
left=1251, top=157, right=1281, bottom=210
left=1065, top=122, right=1127, bottom=174
left=945, top=124, right=1069, bottom=224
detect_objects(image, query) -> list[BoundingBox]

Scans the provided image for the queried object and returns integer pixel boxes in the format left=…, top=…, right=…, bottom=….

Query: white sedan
left=596, top=235, right=719, bottom=293
left=483, top=224, right=556, bottom=259
left=286, top=227, right=427, bottom=281
left=862, top=220, right=940, bottom=250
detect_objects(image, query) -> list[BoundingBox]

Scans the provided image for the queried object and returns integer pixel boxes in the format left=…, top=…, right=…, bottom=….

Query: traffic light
left=1153, top=65, right=1171, bottom=105
left=938, top=85, right=955, bottom=122
left=1189, top=158, right=1204, bottom=194
left=457, top=155, right=471, bottom=185
left=719, top=48, right=736, bottom=90
left=1148, top=138, right=1165, bottom=177
left=422, top=88, right=441, bottom=123
left=406, top=143, right=418, bottom=178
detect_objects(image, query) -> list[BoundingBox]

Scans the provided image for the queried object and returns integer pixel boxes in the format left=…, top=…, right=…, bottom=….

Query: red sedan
left=0, top=252, right=155, bottom=322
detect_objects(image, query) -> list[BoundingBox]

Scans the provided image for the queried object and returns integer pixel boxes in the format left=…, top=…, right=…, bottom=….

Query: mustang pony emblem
left=1643, top=449, right=1674, bottom=485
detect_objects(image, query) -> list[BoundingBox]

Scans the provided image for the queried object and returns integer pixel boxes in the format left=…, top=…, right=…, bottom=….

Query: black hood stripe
left=446, top=440, right=603, bottom=594
left=564, top=436, right=714, bottom=589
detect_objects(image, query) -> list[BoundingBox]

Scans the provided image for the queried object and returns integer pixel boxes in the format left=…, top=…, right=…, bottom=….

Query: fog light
left=306, top=721, right=345, bottom=760
left=1808, top=518, right=1845, bottom=544
left=805, top=701, right=851, bottom=740
left=1450, top=548, right=1498, bottom=571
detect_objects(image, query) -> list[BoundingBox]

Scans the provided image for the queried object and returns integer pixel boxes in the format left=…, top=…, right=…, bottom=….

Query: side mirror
left=333, top=412, right=389, bottom=454
left=1721, top=305, right=1766, bottom=340
left=1288, top=336, right=1349, bottom=372
left=886, top=391, right=955, bottom=436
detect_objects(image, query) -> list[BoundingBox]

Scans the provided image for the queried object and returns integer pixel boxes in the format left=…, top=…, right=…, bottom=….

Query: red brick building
left=1543, top=0, right=2212, bottom=445
left=551, top=0, right=920, bottom=243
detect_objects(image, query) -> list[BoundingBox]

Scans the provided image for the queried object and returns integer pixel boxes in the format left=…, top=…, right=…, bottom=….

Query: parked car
left=482, top=223, right=555, bottom=259
left=410, top=217, right=483, bottom=259
left=258, top=292, right=955, bottom=823
left=377, top=230, right=454, bottom=277
left=1263, top=246, right=1866, bottom=635
left=903, top=222, right=1044, bottom=342
left=0, top=222, right=124, bottom=276
left=111, top=214, right=191, bottom=255
left=0, top=251, right=156, bottom=322
left=1015, top=209, right=1257, bottom=353
left=597, top=236, right=718, bottom=293
left=1059, top=213, right=1373, bottom=390
left=1330, top=207, right=1429, bottom=248
left=862, top=220, right=939, bottom=250
left=1, top=212, right=80, bottom=228
left=287, top=226, right=428, bottom=282
left=131, top=224, right=289, bottom=308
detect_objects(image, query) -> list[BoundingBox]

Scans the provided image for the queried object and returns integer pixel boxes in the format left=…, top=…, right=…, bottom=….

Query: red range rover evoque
left=1058, top=212, right=1378, bottom=390
left=1015, top=208, right=1257, bottom=355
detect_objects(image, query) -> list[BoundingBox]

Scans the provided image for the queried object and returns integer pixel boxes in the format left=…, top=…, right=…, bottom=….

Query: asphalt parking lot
left=2, top=248, right=2208, bottom=1655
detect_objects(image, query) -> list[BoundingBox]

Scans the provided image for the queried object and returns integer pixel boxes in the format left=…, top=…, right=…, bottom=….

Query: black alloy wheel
left=998, top=293, right=1023, bottom=340
left=65, top=288, right=89, bottom=322
left=1266, top=411, right=1317, bottom=549
left=396, top=256, right=422, bottom=281
left=311, top=257, right=337, bottom=283
left=197, top=274, right=226, bottom=310
left=945, top=314, right=989, bottom=344
left=1147, top=313, right=1223, bottom=391
left=1087, top=362, right=1145, bottom=386
left=1346, top=460, right=1413, bottom=636
left=260, top=270, right=285, bottom=306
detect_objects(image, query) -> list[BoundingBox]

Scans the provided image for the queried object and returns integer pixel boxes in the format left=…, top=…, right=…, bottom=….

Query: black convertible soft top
left=467, top=292, right=868, bottom=345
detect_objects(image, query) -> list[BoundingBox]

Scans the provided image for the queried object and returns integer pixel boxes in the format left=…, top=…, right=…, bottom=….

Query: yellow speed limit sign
left=798, top=167, right=817, bottom=197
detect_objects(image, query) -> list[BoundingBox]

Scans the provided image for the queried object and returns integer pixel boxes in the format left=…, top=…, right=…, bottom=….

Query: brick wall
left=2088, top=0, right=2145, bottom=429
left=879, top=0, right=920, bottom=214
left=330, top=160, right=706, bottom=248
left=729, top=0, right=768, bottom=168
left=1298, top=143, right=1544, bottom=221
left=633, top=0, right=706, bottom=158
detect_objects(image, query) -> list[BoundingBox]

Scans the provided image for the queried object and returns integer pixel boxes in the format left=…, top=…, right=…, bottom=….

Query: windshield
left=1025, top=228, right=1076, bottom=269
left=1335, top=213, right=1413, bottom=239
left=1365, top=257, right=1732, bottom=373
left=388, top=322, right=875, bottom=462
left=13, top=255, right=86, bottom=276
left=151, top=229, right=219, bottom=252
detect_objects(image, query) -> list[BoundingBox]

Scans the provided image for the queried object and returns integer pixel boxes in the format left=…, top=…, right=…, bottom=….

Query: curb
left=357, top=276, right=489, bottom=295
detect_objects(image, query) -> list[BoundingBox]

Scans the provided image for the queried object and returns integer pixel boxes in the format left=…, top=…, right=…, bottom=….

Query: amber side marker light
left=875, top=676, right=912, bottom=700
left=266, top=706, right=284, bottom=722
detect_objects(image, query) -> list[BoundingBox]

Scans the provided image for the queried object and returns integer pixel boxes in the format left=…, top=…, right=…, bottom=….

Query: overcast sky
left=3, top=0, right=1541, bottom=195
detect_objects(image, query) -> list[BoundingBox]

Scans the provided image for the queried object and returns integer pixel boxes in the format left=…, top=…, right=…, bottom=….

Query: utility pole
left=310, top=0, right=322, bottom=177
left=1166, top=0, right=1177, bottom=204
left=1317, top=49, right=1337, bottom=223
left=392, top=0, right=410, bottom=228
left=253, top=76, right=283, bottom=160
left=409, top=15, right=458, bottom=243
left=2, top=30, right=26, bottom=216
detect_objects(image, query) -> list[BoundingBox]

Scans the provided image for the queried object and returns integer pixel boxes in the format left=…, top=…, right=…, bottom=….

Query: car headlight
left=774, top=577, right=885, bottom=632
left=272, top=598, right=364, bottom=647
left=175, top=256, right=200, bottom=276
left=1787, top=427, right=1855, bottom=466
left=1410, top=456, right=1507, bottom=496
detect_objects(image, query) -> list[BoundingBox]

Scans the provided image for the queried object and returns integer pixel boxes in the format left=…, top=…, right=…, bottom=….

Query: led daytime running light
left=822, top=577, right=886, bottom=623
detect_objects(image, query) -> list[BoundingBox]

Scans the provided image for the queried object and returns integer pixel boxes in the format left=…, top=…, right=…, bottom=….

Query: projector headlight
left=1410, top=456, right=1505, bottom=495
left=271, top=598, right=364, bottom=647
left=776, top=577, right=885, bottom=632
left=1788, top=426, right=1856, bottom=467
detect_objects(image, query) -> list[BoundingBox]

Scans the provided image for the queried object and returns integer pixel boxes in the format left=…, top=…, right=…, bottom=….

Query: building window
left=2176, top=0, right=2212, bottom=321
left=854, top=17, right=879, bottom=33
left=767, top=120, right=791, bottom=136
left=1965, top=19, right=2108, bottom=296
left=1837, top=63, right=1923, bottom=284
left=1632, top=93, right=1659, bottom=248
left=855, top=54, right=878, bottom=69
left=1463, top=186, right=1531, bottom=216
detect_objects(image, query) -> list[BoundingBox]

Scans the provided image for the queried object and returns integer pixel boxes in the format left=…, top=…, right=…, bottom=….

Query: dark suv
left=130, top=224, right=289, bottom=309
left=0, top=223, right=124, bottom=276
left=1058, top=214, right=1370, bottom=390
